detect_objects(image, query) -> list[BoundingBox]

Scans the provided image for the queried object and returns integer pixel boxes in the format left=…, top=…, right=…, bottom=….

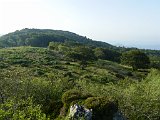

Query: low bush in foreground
left=0, top=97, right=49, bottom=120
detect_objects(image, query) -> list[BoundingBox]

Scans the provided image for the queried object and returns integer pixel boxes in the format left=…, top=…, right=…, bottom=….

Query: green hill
left=0, top=28, right=114, bottom=48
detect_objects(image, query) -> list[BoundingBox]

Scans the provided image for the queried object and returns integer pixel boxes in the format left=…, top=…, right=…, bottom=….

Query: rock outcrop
left=68, top=104, right=92, bottom=120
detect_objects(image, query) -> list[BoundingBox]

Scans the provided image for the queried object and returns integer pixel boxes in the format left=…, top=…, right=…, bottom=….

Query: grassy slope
left=0, top=46, right=160, bottom=119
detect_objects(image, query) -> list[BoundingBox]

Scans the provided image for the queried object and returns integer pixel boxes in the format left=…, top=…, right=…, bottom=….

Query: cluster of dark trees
left=94, top=48, right=121, bottom=62
left=121, top=50, right=150, bottom=70
left=0, top=33, right=67, bottom=47
left=49, top=42, right=151, bottom=70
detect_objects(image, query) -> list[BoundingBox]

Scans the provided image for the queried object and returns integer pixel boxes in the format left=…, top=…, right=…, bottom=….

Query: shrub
left=61, top=90, right=91, bottom=116
left=117, top=69, right=160, bottom=119
left=150, top=62, right=160, bottom=70
left=126, top=71, right=133, bottom=76
left=63, top=72, right=72, bottom=77
left=121, top=50, right=150, bottom=70
left=94, top=48, right=121, bottom=62
left=62, top=90, right=90, bottom=105
left=84, top=97, right=118, bottom=120
left=42, top=100, right=63, bottom=119
left=115, top=73, right=125, bottom=79
left=0, top=97, right=49, bottom=120
left=34, top=68, right=45, bottom=76
left=9, top=59, right=31, bottom=67
left=0, top=62, right=8, bottom=68
left=64, top=62, right=70, bottom=65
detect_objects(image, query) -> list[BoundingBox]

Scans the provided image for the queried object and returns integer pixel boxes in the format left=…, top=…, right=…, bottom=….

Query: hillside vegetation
left=0, top=28, right=113, bottom=48
left=0, top=46, right=160, bottom=120
left=0, top=29, right=160, bottom=120
left=0, top=28, right=160, bottom=67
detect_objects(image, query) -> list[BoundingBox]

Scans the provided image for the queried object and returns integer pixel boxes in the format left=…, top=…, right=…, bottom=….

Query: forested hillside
left=0, top=29, right=160, bottom=120
left=0, top=28, right=114, bottom=48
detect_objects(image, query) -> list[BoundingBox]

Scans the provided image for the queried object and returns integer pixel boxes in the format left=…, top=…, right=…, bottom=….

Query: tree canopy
left=0, top=28, right=113, bottom=48
left=67, top=46, right=96, bottom=62
left=94, top=48, right=121, bottom=62
left=121, top=50, right=150, bottom=70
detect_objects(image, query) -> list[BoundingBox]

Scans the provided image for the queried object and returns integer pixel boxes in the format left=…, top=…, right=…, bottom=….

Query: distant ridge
left=0, top=28, right=114, bottom=49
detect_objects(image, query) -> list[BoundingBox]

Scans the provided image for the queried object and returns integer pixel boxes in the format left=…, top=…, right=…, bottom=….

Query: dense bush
left=66, top=46, right=97, bottom=62
left=62, top=90, right=83, bottom=105
left=42, top=100, right=63, bottom=119
left=0, top=62, right=8, bottom=68
left=94, top=47, right=121, bottom=62
left=84, top=97, right=118, bottom=120
left=0, top=97, right=49, bottom=120
left=117, top=70, right=160, bottom=119
left=150, top=62, right=160, bottom=70
left=77, top=69, right=160, bottom=119
left=61, top=89, right=91, bottom=116
left=121, top=50, right=150, bottom=70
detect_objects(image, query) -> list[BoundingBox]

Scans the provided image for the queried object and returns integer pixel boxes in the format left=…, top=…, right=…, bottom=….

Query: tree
left=66, top=46, right=96, bottom=69
left=121, top=50, right=150, bottom=70
left=94, top=48, right=105, bottom=59
left=94, top=48, right=121, bottom=62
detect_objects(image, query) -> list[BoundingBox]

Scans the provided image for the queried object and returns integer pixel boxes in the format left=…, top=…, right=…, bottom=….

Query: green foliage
left=0, top=62, right=8, bottom=68
left=62, top=90, right=90, bottom=105
left=42, top=100, right=63, bottom=119
left=65, top=46, right=97, bottom=70
left=94, top=48, right=106, bottom=59
left=48, top=42, right=62, bottom=51
left=0, top=46, right=159, bottom=120
left=150, top=61, right=160, bottom=70
left=84, top=97, right=118, bottom=120
left=61, top=90, right=91, bottom=116
left=117, top=69, right=160, bottom=119
left=0, top=28, right=114, bottom=48
left=94, top=47, right=121, bottom=62
left=76, top=69, right=160, bottom=119
left=121, top=50, right=150, bottom=70
left=68, top=46, right=96, bottom=62
left=0, top=97, right=49, bottom=120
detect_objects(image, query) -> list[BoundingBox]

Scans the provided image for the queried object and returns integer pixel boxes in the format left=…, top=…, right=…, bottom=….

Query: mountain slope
left=0, top=46, right=160, bottom=119
left=0, top=28, right=114, bottom=48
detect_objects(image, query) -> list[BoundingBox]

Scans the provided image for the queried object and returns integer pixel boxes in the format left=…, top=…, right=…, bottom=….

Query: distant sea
left=114, top=44, right=160, bottom=50
left=106, top=40, right=160, bottom=50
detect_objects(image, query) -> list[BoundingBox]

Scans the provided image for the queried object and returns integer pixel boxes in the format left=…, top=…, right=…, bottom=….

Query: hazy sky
left=0, top=0, right=160, bottom=49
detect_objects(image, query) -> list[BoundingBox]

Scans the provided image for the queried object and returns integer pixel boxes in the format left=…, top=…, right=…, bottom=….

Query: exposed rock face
left=68, top=104, right=92, bottom=120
